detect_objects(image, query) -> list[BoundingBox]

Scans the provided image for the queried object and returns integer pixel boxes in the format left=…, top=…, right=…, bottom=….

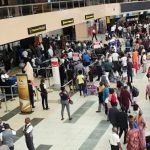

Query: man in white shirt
left=48, top=45, right=54, bottom=58
left=1, top=71, right=9, bottom=83
left=118, top=26, right=123, bottom=37
left=111, top=52, right=119, bottom=62
left=112, top=52, right=119, bottom=70
left=121, top=55, right=127, bottom=67
left=109, top=127, right=122, bottom=150
left=23, top=117, right=35, bottom=150
left=67, top=49, right=73, bottom=60
left=22, top=50, right=28, bottom=59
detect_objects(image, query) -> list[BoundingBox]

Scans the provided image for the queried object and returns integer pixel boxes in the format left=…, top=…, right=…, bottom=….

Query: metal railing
left=0, top=0, right=143, bottom=20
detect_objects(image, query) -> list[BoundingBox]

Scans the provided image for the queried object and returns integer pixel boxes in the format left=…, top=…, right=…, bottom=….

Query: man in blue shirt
left=103, top=83, right=109, bottom=115
left=82, top=52, right=91, bottom=66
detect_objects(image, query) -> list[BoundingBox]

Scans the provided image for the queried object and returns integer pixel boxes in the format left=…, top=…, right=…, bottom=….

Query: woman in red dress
left=127, top=121, right=140, bottom=150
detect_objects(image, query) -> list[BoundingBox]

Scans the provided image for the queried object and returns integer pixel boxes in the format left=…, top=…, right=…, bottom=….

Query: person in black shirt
left=117, top=106, right=128, bottom=144
left=28, top=80, right=35, bottom=108
left=127, top=58, right=133, bottom=83
left=39, top=79, right=49, bottom=110
left=59, top=87, right=72, bottom=121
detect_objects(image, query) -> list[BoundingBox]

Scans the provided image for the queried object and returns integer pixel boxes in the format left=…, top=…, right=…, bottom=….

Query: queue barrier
left=0, top=84, right=40, bottom=113
left=0, top=84, right=18, bottom=112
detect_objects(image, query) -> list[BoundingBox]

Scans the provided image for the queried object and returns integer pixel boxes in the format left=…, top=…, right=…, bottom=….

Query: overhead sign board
left=85, top=14, right=94, bottom=20
left=28, top=24, right=46, bottom=35
left=61, top=18, right=74, bottom=26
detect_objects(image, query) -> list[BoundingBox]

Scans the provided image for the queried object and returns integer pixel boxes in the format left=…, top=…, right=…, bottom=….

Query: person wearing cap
left=109, top=127, right=123, bottom=150
left=23, top=117, right=35, bottom=150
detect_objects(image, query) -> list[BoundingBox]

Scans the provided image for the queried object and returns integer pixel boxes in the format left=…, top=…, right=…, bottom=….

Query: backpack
left=132, top=86, right=139, bottom=97
left=111, top=94, right=117, bottom=103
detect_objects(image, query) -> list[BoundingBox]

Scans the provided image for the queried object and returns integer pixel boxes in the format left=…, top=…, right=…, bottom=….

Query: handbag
left=69, top=99, right=73, bottom=104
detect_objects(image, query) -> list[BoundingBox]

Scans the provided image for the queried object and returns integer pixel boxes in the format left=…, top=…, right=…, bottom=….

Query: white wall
left=0, top=3, right=120, bottom=45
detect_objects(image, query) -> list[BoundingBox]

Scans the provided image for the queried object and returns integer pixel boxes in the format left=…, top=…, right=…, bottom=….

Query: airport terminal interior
left=1, top=0, right=150, bottom=150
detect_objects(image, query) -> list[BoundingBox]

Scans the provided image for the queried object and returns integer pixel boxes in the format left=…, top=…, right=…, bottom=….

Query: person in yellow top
left=96, top=82, right=104, bottom=112
left=77, top=70, right=85, bottom=96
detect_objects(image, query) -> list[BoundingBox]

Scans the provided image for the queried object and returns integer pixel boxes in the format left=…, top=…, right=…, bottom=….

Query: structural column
left=75, top=23, right=88, bottom=41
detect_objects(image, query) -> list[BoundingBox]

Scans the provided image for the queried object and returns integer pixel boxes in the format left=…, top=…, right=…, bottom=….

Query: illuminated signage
left=61, top=18, right=74, bottom=26
left=106, top=16, right=110, bottom=24
left=28, top=24, right=46, bottom=35
left=85, top=14, right=94, bottom=20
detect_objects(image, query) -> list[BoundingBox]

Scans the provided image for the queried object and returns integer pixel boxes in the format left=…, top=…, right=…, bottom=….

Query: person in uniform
left=23, top=117, right=35, bottom=150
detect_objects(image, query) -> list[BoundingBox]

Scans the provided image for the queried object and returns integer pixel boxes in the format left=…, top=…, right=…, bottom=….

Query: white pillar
left=51, top=58, right=61, bottom=89
left=75, top=23, right=88, bottom=41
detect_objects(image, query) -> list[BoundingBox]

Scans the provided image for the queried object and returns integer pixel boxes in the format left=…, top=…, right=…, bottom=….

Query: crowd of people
left=0, top=18, right=150, bottom=149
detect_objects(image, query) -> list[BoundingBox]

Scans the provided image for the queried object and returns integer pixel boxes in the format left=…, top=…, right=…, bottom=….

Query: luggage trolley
left=86, top=82, right=97, bottom=96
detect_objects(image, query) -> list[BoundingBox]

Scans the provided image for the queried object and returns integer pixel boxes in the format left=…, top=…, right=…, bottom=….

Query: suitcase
left=146, top=136, right=150, bottom=150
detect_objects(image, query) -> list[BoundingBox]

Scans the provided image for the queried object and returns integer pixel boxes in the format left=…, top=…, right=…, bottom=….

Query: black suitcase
left=146, top=136, right=150, bottom=150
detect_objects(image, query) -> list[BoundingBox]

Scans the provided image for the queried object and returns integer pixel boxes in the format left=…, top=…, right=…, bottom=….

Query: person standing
left=28, top=80, right=36, bottom=108
left=23, top=117, right=35, bottom=150
left=132, top=49, right=139, bottom=74
left=146, top=82, right=150, bottom=100
left=0, top=124, right=16, bottom=150
left=96, top=57, right=103, bottom=81
left=120, top=86, right=132, bottom=113
left=112, top=51, right=119, bottom=72
left=48, top=45, right=54, bottom=58
left=142, top=52, right=147, bottom=73
left=103, top=83, right=110, bottom=115
left=92, top=28, right=98, bottom=41
left=108, top=102, right=119, bottom=127
left=82, top=52, right=91, bottom=67
left=109, top=127, right=123, bottom=150
left=39, top=79, right=49, bottom=110
left=96, top=82, right=104, bottom=113
left=77, top=70, right=85, bottom=96
left=134, top=110, right=146, bottom=149
left=24, top=61, right=35, bottom=85
left=127, top=58, right=133, bottom=83
left=117, top=107, right=128, bottom=144
left=126, top=121, right=140, bottom=150
left=59, top=87, right=72, bottom=121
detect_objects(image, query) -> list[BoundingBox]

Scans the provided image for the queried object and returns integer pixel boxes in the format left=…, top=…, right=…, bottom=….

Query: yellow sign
left=106, top=16, right=110, bottom=24
left=28, top=24, right=46, bottom=35
left=85, top=14, right=94, bottom=20
left=16, top=74, right=32, bottom=113
left=61, top=18, right=74, bottom=26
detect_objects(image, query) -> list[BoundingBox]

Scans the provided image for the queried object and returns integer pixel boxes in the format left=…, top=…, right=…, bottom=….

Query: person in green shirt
left=103, top=59, right=113, bottom=72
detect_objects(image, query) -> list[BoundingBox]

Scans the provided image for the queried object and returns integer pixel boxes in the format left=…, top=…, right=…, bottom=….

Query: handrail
left=0, top=0, right=84, bottom=9
left=0, top=0, right=146, bottom=20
